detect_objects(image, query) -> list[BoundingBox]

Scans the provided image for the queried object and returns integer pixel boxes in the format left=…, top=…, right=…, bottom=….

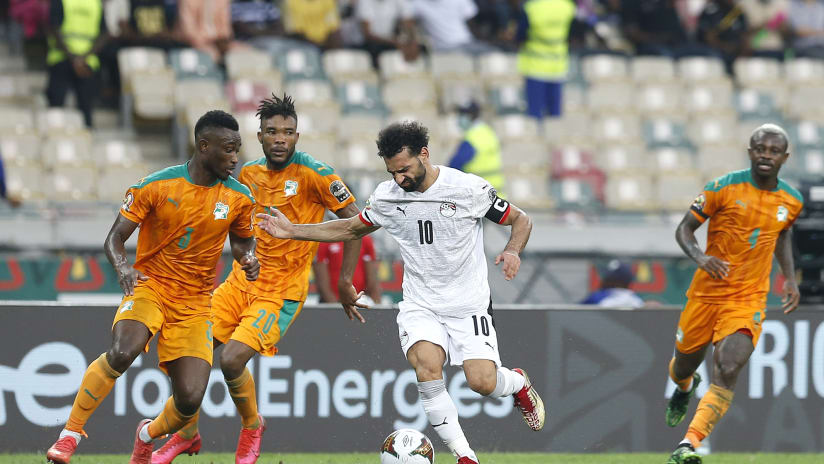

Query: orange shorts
left=211, top=280, right=304, bottom=356
left=675, top=299, right=766, bottom=354
left=112, top=284, right=213, bottom=372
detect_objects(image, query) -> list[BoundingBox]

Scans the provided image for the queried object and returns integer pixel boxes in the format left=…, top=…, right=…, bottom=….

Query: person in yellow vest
left=515, top=0, right=576, bottom=120
left=448, top=100, right=506, bottom=196
left=46, top=0, right=108, bottom=127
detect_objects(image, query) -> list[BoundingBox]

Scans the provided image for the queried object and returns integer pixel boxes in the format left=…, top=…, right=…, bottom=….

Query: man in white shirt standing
left=409, top=0, right=496, bottom=54
left=257, top=121, right=544, bottom=464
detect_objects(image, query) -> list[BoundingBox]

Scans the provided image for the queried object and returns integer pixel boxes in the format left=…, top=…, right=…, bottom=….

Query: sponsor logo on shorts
left=119, top=301, right=134, bottom=313
left=676, top=327, right=684, bottom=343
left=329, top=180, right=351, bottom=203
left=400, top=330, right=409, bottom=347
left=440, top=201, right=456, bottom=217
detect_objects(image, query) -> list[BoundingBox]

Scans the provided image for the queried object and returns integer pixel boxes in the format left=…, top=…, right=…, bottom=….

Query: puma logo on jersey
left=396, top=206, right=407, bottom=216
left=735, top=199, right=747, bottom=208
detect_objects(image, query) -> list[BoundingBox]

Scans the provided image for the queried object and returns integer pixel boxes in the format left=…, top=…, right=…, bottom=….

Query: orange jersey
left=120, top=162, right=256, bottom=303
left=225, top=151, right=356, bottom=300
left=686, top=169, right=803, bottom=304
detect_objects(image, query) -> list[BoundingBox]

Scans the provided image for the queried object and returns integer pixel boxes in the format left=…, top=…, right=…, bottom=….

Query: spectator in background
left=409, top=0, right=496, bottom=53
left=177, top=0, right=244, bottom=63
left=515, top=0, right=576, bottom=120
left=471, top=0, right=519, bottom=50
left=314, top=235, right=383, bottom=306
left=282, top=0, right=342, bottom=49
left=231, top=0, right=282, bottom=41
left=696, top=0, right=750, bottom=72
left=581, top=259, right=645, bottom=308
left=118, top=0, right=183, bottom=49
left=449, top=100, right=506, bottom=195
left=0, top=150, right=22, bottom=207
left=789, top=0, right=824, bottom=59
left=46, top=0, right=108, bottom=128
left=356, top=0, right=420, bottom=66
left=740, top=0, right=789, bottom=60
left=622, top=0, right=709, bottom=57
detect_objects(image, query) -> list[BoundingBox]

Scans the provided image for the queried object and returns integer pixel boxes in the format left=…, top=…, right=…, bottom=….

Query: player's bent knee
left=219, top=351, right=247, bottom=380
left=106, top=348, right=139, bottom=373
left=173, top=387, right=206, bottom=415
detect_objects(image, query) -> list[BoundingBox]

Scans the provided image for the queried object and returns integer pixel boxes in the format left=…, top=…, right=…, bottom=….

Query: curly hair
left=194, top=110, right=239, bottom=140
left=256, top=93, right=297, bottom=126
left=376, top=121, right=429, bottom=158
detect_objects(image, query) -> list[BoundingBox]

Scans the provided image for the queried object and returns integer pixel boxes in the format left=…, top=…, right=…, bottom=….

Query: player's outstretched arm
left=775, top=228, right=801, bottom=313
left=104, top=213, right=148, bottom=296
left=256, top=209, right=379, bottom=242
left=229, top=232, right=259, bottom=281
left=494, top=204, right=532, bottom=281
left=675, top=211, right=729, bottom=280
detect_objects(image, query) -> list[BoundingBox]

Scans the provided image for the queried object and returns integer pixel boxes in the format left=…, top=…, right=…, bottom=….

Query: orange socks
left=176, top=410, right=200, bottom=440
left=147, top=396, right=195, bottom=439
left=669, top=358, right=693, bottom=392
left=686, top=384, right=734, bottom=448
left=227, top=368, right=260, bottom=429
left=66, top=353, right=121, bottom=434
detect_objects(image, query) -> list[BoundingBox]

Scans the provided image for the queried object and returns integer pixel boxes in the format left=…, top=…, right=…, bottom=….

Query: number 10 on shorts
left=472, top=315, right=490, bottom=336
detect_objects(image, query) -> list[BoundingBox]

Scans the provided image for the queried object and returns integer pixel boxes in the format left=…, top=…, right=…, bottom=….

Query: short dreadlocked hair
left=376, top=121, right=429, bottom=159
left=256, top=93, right=297, bottom=127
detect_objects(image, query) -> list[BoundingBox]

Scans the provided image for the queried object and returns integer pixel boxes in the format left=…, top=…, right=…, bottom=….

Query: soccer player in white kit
left=256, top=121, right=545, bottom=463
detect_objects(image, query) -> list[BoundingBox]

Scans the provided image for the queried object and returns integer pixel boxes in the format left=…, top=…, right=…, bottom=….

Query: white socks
left=59, top=429, right=82, bottom=444
left=490, top=367, right=526, bottom=398
left=418, top=379, right=477, bottom=461
left=138, top=421, right=153, bottom=443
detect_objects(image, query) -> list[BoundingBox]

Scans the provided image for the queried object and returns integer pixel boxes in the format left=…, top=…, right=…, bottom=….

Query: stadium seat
left=430, top=52, right=476, bottom=80
left=93, top=140, right=144, bottom=168
left=594, top=142, right=651, bottom=175
left=285, top=79, right=335, bottom=106
left=174, top=79, right=223, bottom=111
left=382, top=78, right=437, bottom=111
left=605, top=175, right=656, bottom=211
left=587, top=82, right=634, bottom=112
left=581, top=54, right=629, bottom=82
left=493, top=115, right=541, bottom=141
left=562, top=84, right=586, bottom=114
left=550, top=177, right=602, bottom=211
left=36, top=108, right=86, bottom=134
left=427, top=136, right=459, bottom=166
left=503, top=167, right=553, bottom=209
left=734, top=89, right=780, bottom=120
left=786, top=86, right=824, bottom=119
left=734, top=57, right=781, bottom=87
left=239, top=131, right=262, bottom=162
left=784, top=58, right=824, bottom=86
left=650, top=147, right=695, bottom=174
left=298, top=104, right=342, bottom=136
left=642, top=119, right=692, bottom=149
left=322, top=49, right=376, bottom=84
left=687, top=116, right=737, bottom=146
left=0, top=106, right=35, bottom=133
left=550, top=146, right=600, bottom=177
left=684, top=81, right=734, bottom=115
left=0, top=132, right=40, bottom=165
left=0, top=74, right=31, bottom=103
left=697, top=145, right=747, bottom=180
left=46, top=166, right=98, bottom=201
left=438, top=78, right=485, bottom=113
left=477, top=52, right=519, bottom=84
left=796, top=148, right=824, bottom=180
left=225, top=48, right=275, bottom=79
left=434, top=114, right=465, bottom=145
left=656, top=172, right=703, bottom=211
left=337, top=136, right=387, bottom=172
left=501, top=139, right=550, bottom=171
left=97, top=164, right=150, bottom=203
left=41, top=134, right=93, bottom=167
left=636, top=84, right=682, bottom=116
left=117, top=47, right=168, bottom=93
left=378, top=50, right=427, bottom=80
left=337, top=81, right=385, bottom=115
left=295, top=134, right=335, bottom=160
left=630, top=56, right=676, bottom=82
left=276, top=47, right=325, bottom=81
left=131, top=70, right=176, bottom=119
left=592, top=114, right=641, bottom=143
left=388, top=109, right=440, bottom=134
left=3, top=163, right=45, bottom=200
left=183, top=98, right=233, bottom=133
left=543, top=112, right=592, bottom=146
left=337, top=113, right=385, bottom=141
left=226, top=79, right=272, bottom=113
left=789, top=120, right=824, bottom=149
left=169, top=48, right=221, bottom=80
left=677, top=56, right=726, bottom=82
left=487, top=82, right=526, bottom=115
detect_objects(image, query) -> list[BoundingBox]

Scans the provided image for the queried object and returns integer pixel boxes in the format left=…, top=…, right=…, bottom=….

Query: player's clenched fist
left=239, top=253, right=260, bottom=281
left=256, top=210, right=293, bottom=239
left=115, top=262, right=149, bottom=296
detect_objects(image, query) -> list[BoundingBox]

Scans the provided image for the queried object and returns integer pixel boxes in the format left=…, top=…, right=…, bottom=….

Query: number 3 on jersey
left=418, top=220, right=433, bottom=244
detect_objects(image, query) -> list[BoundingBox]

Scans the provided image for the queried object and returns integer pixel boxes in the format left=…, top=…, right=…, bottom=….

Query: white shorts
left=397, top=302, right=502, bottom=367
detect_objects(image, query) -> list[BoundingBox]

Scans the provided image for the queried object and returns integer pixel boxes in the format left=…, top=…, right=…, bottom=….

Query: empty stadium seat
left=285, top=79, right=335, bottom=106
left=677, top=57, right=726, bottom=82
left=438, top=78, right=485, bottom=112
left=298, top=105, right=342, bottom=135
left=0, top=133, right=40, bottom=165
left=656, top=172, right=703, bottom=211
left=605, top=175, right=656, bottom=211
left=592, top=114, right=641, bottom=143
left=93, top=140, right=144, bottom=168
left=337, top=136, right=387, bottom=172
left=337, top=81, right=385, bottom=114
left=388, top=109, right=440, bottom=134
left=503, top=167, right=553, bottom=209
left=117, top=47, right=167, bottom=92
left=337, top=113, right=385, bottom=141
left=493, top=115, right=540, bottom=141
left=650, top=147, right=694, bottom=174
left=170, top=48, right=221, bottom=80
left=174, top=79, right=223, bottom=110
left=796, top=148, right=824, bottom=179
left=789, top=120, right=824, bottom=149
left=562, top=84, right=586, bottom=114
left=636, top=84, right=681, bottom=116
left=4, top=164, right=45, bottom=200
left=594, top=142, right=651, bottom=174
left=642, top=119, right=692, bottom=149
left=587, top=82, right=634, bottom=112
left=688, top=116, right=737, bottom=146
left=630, top=56, right=676, bottom=82
left=430, top=52, right=475, bottom=79
left=226, top=79, right=272, bottom=112
left=322, top=49, right=376, bottom=83
left=97, top=164, right=150, bottom=202
left=382, top=78, right=437, bottom=111
left=488, top=82, right=526, bottom=115
left=42, top=134, right=93, bottom=167
left=276, top=47, right=325, bottom=80
left=734, top=57, right=781, bottom=87
left=684, top=82, right=734, bottom=115
left=784, top=58, right=824, bottom=86
left=501, top=139, right=550, bottom=171
left=735, top=89, right=781, bottom=120
left=0, top=106, right=35, bottom=134
left=36, top=108, right=86, bottom=134
left=225, top=48, right=275, bottom=79
left=787, top=86, right=824, bottom=119
left=46, top=166, right=98, bottom=201
left=477, top=52, right=519, bottom=84
left=550, top=146, right=600, bottom=177
left=697, top=145, right=747, bottom=180
left=378, top=50, right=427, bottom=80
left=543, top=112, right=592, bottom=146
left=581, top=54, right=629, bottom=82
left=295, top=134, right=335, bottom=160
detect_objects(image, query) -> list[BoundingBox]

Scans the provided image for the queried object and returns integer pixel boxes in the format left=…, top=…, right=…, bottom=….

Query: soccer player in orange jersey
left=665, top=124, right=803, bottom=464
left=46, top=111, right=260, bottom=464
left=152, top=95, right=362, bottom=464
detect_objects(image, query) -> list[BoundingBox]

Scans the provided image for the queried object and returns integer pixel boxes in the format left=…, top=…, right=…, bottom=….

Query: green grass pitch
left=3, top=454, right=824, bottom=464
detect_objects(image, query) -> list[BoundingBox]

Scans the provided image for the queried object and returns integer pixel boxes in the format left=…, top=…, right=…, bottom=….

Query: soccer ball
left=379, top=429, right=435, bottom=463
